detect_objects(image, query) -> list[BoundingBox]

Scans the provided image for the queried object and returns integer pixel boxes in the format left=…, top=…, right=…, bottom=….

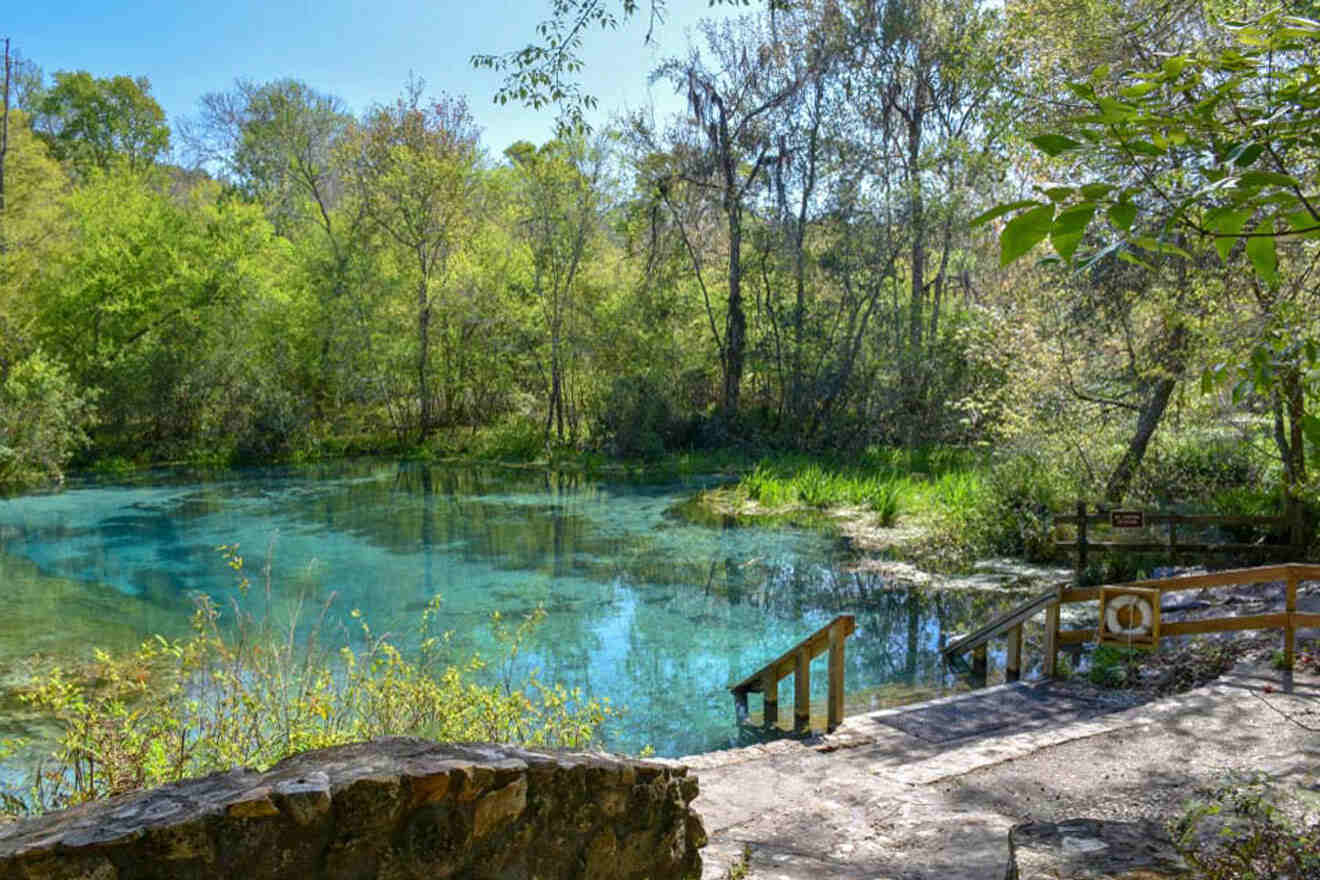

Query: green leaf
left=1066, top=81, right=1096, bottom=102
left=1040, top=186, right=1076, bottom=202
left=1000, top=204, right=1055, bottom=266
left=1124, top=141, right=1165, bottom=156
left=1120, top=82, right=1157, bottom=99
left=1161, top=56, right=1188, bottom=78
left=1231, top=143, right=1265, bottom=167
left=1246, top=218, right=1278, bottom=284
left=1303, top=414, right=1320, bottom=448
left=1208, top=208, right=1252, bottom=262
left=1080, top=182, right=1114, bottom=199
left=1029, top=134, right=1084, bottom=156
left=1050, top=203, right=1098, bottom=262
left=1133, top=236, right=1193, bottom=258
left=970, top=199, right=1042, bottom=228
left=1238, top=171, right=1300, bottom=188
left=1118, top=249, right=1154, bottom=270
left=1108, top=202, right=1138, bottom=231
left=1285, top=210, right=1320, bottom=238
left=1096, top=97, right=1137, bottom=122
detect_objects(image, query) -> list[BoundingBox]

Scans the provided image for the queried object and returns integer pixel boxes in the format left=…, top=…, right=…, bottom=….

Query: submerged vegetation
left=0, top=549, right=614, bottom=816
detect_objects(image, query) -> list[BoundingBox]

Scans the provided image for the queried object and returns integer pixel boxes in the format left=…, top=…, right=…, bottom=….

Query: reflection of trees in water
left=610, top=556, right=1028, bottom=751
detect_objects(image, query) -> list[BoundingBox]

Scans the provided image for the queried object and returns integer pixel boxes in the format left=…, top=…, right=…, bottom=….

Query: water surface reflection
left=0, top=462, right=1023, bottom=755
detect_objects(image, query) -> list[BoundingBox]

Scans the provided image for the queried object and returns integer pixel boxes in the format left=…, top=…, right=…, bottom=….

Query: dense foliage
left=0, top=1, right=1317, bottom=539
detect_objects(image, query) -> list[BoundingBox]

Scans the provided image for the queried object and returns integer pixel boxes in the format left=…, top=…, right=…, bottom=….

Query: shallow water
left=0, top=460, right=1022, bottom=756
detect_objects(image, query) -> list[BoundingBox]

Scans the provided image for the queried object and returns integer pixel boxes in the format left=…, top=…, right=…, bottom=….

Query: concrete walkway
left=677, top=666, right=1320, bottom=880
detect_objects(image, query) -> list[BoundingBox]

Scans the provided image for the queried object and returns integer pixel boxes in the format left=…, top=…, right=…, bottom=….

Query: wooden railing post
left=1168, top=515, right=1178, bottom=565
left=761, top=667, right=779, bottom=727
left=971, top=643, right=988, bottom=688
left=827, top=619, right=846, bottom=731
left=1289, top=495, right=1305, bottom=552
left=1075, top=500, right=1088, bottom=581
left=794, top=649, right=810, bottom=732
left=1006, top=623, right=1022, bottom=682
left=1044, top=599, right=1061, bottom=678
left=730, top=615, right=855, bottom=735
left=1285, top=566, right=1298, bottom=670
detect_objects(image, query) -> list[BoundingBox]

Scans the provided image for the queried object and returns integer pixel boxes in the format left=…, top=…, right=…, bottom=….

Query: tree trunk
left=417, top=280, right=433, bottom=441
left=723, top=202, right=745, bottom=423
left=0, top=38, right=10, bottom=248
left=1272, top=364, right=1306, bottom=487
left=1103, top=376, right=1176, bottom=505
left=1103, top=237, right=1192, bottom=506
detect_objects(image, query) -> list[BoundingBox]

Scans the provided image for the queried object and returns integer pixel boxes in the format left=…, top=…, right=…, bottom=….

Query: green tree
left=184, top=78, right=371, bottom=417
left=986, top=8, right=1320, bottom=509
left=345, top=79, right=482, bottom=441
left=185, top=78, right=354, bottom=236
left=505, top=136, right=608, bottom=445
left=642, top=15, right=803, bottom=425
left=31, top=71, right=170, bottom=174
left=34, top=172, right=280, bottom=455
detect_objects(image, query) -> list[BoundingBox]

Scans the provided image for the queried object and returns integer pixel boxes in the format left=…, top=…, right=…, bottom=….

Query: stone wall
left=0, top=738, right=705, bottom=880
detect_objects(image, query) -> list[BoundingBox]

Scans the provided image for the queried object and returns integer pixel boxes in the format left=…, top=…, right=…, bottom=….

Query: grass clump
left=1087, top=644, right=1143, bottom=688
left=732, top=446, right=980, bottom=524
left=1, top=546, right=615, bottom=816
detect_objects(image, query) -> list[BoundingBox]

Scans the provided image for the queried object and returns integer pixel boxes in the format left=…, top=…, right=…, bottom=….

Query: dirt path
left=679, top=664, right=1320, bottom=879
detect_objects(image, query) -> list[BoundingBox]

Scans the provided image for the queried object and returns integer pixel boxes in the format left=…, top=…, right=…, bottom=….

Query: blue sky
left=6, top=0, right=742, bottom=158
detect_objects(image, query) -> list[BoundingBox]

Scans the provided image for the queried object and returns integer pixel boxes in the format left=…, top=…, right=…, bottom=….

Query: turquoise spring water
left=0, top=460, right=1017, bottom=757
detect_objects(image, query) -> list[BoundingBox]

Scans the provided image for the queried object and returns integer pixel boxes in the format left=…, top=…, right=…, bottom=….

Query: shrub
left=932, top=450, right=1062, bottom=564
left=2, top=546, right=615, bottom=815
left=1087, top=644, right=1142, bottom=687
left=1171, top=772, right=1320, bottom=880
left=597, top=375, right=681, bottom=459
left=1134, top=432, right=1262, bottom=504
left=0, top=350, right=96, bottom=487
left=477, top=415, right=546, bottom=461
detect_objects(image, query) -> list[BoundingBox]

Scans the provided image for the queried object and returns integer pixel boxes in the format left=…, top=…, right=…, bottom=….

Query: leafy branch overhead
left=979, top=9, right=1320, bottom=283
left=471, top=0, right=755, bottom=131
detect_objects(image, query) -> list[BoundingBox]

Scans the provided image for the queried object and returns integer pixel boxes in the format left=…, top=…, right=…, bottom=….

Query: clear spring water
left=0, top=460, right=1019, bottom=757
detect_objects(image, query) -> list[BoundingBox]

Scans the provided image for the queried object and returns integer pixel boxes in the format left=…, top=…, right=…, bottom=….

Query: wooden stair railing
left=729, top=615, right=856, bottom=733
left=944, top=563, right=1320, bottom=688
left=942, top=586, right=1064, bottom=684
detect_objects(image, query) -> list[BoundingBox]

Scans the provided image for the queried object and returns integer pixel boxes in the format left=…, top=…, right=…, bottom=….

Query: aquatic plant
left=2, top=546, right=616, bottom=815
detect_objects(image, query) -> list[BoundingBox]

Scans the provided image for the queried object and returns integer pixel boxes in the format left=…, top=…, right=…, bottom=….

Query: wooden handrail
left=942, top=563, right=1319, bottom=691
left=942, top=586, right=1062, bottom=659
left=729, top=614, right=856, bottom=733
left=1055, top=501, right=1305, bottom=577
left=1057, top=512, right=1287, bottom=526
left=1060, top=564, right=1320, bottom=601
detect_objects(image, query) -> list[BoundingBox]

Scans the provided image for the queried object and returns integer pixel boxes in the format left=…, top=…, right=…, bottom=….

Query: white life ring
left=1105, top=593, right=1154, bottom=637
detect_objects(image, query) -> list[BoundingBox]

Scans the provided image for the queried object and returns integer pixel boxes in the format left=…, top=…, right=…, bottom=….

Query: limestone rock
left=0, top=738, right=704, bottom=880
left=1005, top=818, right=1188, bottom=879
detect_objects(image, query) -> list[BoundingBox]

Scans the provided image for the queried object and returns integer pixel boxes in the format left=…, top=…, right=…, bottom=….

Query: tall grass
left=732, top=446, right=988, bottom=528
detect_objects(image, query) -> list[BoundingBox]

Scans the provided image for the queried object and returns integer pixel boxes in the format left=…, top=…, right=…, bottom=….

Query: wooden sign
left=1110, top=510, right=1144, bottom=528
left=1098, top=586, right=1161, bottom=647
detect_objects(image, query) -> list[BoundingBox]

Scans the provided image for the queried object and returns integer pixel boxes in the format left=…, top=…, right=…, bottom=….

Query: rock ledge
left=0, top=737, right=705, bottom=880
